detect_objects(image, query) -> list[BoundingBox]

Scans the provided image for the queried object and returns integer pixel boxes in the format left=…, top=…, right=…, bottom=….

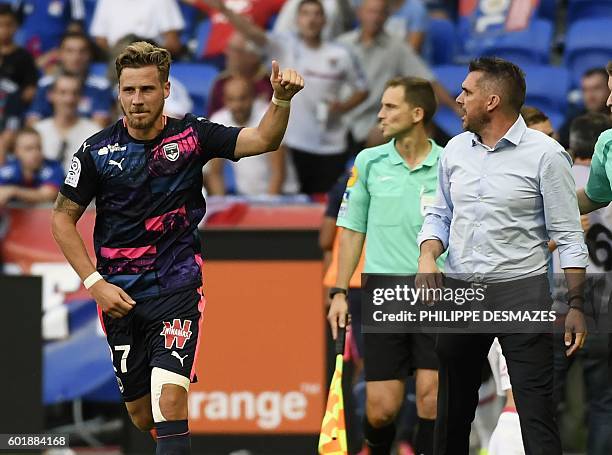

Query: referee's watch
left=329, top=287, right=348, bottom=299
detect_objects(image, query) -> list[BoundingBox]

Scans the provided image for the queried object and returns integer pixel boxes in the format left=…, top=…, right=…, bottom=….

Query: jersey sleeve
left=336, top=154, right=370, bottom=233
left=585, top=132, right=612, bottom=203
left=59, top=143, right=99, bottom=207
left=190, top=114, right=242, bottom=162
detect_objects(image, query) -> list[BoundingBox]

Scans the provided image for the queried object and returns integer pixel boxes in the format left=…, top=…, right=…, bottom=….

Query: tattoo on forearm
left=53, top=194, right=86, bottom=222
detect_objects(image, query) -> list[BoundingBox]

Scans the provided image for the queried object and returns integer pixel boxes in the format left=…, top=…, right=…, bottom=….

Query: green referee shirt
left=337, top=138, right=446, bottom=274
left=586, top=129, right=612, bottom=203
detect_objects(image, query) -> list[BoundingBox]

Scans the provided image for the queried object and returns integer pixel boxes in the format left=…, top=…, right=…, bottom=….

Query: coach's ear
left=486, top=94, right=501, bottom=113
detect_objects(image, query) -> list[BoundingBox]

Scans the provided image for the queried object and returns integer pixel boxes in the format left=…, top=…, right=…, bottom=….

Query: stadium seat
left=567, top=0, right=612, bottom=25
left=424, top=18, right=457, bottom=66
left=432, top=65, right=466, bottom=136
left=170, top=62, right=219, bottom=115
left=478, top=19, right=554, bottom=66
left=433, top=64, right=466, bottom=96
left=536, top=0, right=557, bottom=21
left=179, top=2, right=200, bottom=44
left=522, top=64, right=570, bottom=117
left=565, top=18, right=612, bottom=87
left=194, top=19, right=212, bottom=60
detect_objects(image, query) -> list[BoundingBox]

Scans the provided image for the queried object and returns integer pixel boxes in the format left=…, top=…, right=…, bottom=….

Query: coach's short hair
left=115, top=41, right=171, bottom=84
left=468, top=57, right=526, bottom=114
left=520, top=106, right=549, bottom=127
left=570, top=112, right=612, bottom=160
left=384, top=77, right=437, bottom=124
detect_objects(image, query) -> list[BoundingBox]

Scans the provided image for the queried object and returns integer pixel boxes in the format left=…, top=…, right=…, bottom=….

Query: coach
left=416, top=57, right=588, bottom=455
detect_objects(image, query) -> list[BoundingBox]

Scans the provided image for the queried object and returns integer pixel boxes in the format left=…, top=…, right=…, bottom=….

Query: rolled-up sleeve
left=417, top=151, right=452, bottom=250
left=541, top=149, right=589, bottom=268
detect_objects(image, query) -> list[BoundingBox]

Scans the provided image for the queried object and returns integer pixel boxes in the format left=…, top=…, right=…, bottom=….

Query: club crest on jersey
left=163, top=143, right=180, bottom=162
left=160, top=319, right=192, bottom=349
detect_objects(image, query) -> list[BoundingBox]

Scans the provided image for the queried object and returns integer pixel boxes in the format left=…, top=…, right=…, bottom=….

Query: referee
left=417, top=57, right=588, bottom=455
left=576, top=60, right=612, bottom=390
left=328, top=77, right=444, bottom=455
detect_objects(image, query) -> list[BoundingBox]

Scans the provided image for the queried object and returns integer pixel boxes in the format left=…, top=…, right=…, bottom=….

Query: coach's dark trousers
left=433, top=275, right=562, bottom=455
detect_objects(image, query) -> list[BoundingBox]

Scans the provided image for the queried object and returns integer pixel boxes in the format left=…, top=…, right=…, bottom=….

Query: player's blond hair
left=115, top=41, right=171, bottom=84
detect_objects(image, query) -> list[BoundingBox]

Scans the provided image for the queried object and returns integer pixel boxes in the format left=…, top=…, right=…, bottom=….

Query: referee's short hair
left=384, top=77, right=437, bottom=124
left=469, top=57, right=526, bottom=114
left=115, top=41, right=172, bottom=84
left=570, top=112, right=612, bottom=160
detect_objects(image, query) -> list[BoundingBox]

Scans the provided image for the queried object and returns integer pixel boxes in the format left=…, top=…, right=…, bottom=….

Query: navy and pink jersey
left=59, top=114, right=241, bottom=300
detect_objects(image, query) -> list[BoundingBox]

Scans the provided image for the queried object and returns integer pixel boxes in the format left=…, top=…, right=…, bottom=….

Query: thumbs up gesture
left=270, top=60, right=304, bottom=102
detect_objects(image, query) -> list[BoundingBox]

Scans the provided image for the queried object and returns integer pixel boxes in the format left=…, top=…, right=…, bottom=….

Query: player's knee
left=159, top=385, right=188, bottom=420
left=151, top=368, right=190, bottom=423
left=128, top=410, right=154, bottom=432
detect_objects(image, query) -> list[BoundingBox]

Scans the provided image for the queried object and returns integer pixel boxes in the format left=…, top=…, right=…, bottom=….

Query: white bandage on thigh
left=151, top=367, right=190, bottom=423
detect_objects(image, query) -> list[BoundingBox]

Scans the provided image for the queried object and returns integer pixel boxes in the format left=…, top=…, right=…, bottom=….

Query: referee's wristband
left=272, top=95, right=290, bottom=108
left=84, top=271, right=103, bottom=289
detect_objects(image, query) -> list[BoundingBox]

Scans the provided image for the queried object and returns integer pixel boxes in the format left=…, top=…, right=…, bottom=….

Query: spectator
left=0, top=4, right=38, bottom=105
left=386, top=0, right=428, bottom=53
left=207, top=32, right=273, bottom=116
left=206, top=76, right=285, bottom=195
left=273, top=0, right=355, bottom=41
left=217, top=0, right=369, bottom=194
left=0, top=127, right=63, bottom=206
left=183, top=0, right=285, bottom=62
left=27, top=32, right=113, bottom=127
left=0, top=86, right=23, bottom=164
left=521, top=106, right=555, bottom=138
left=338, top=0, right=460, bottom=155
left=16, top=0, right=85, bottom=58
left=32, top=73, right=99, bottom=172
left=559, top=68, right=611, bottom=148
left=90, top=0, right=185, bottom=56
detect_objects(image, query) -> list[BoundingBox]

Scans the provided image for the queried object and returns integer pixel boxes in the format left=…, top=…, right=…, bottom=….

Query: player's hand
left=327, top=294, right=349, bottom=340
left=415, top=254, right=443, bottom=305
left=564, top=307, right=587, bottom=357
left=270, top=60, right=304, bottom=102
left=89, top=280, right=136, bottom=319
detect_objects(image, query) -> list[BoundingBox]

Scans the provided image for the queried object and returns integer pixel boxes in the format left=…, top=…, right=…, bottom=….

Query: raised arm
left=234, top=60, right=304, bottom=158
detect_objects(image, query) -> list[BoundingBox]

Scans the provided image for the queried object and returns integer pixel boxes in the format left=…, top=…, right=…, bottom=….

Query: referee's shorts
left=363, top=332, right=438, bottom=381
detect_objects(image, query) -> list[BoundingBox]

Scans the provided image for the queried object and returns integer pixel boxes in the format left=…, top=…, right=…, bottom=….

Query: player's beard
left=122, top=101, right=165, bottom=131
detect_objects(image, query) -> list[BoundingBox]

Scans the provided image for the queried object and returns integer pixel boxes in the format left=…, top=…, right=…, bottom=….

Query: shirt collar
left=387, top=139, right=440, bottom=169
left=356, top=28, right=389, bottom=46
left=471, top=115, right=527, bottom=150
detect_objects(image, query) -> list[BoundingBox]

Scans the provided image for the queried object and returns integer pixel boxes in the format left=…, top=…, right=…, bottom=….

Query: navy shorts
left=100, top=287, right=205, bottom=402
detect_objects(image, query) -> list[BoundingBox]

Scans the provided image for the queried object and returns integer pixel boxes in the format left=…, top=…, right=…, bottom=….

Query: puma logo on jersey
left=171, top=351, right=188, bottom=367
left=109, top=158, right=125, bottom=171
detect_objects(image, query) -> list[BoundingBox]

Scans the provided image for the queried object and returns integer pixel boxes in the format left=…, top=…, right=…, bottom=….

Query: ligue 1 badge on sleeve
left=163, top=143, right=180, bottom=162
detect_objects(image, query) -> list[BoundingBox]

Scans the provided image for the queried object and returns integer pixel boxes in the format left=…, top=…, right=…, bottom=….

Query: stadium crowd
left=1, top=0, right=612, bottom=454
